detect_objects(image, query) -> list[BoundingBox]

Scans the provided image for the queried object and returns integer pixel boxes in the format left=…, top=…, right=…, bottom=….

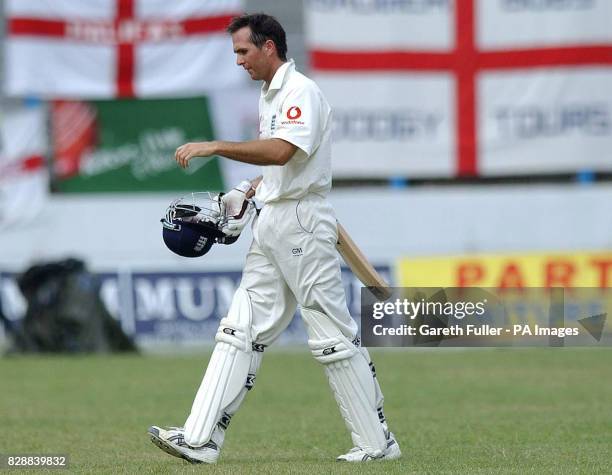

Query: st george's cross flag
left=307, top=0, right=612, bottom=178
left=0, top=102, right=49, bottom=229
left=4, top=0, right=245, bottom=99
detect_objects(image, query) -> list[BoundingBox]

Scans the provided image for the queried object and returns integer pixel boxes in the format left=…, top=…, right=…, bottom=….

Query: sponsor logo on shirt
left=282, top=106, right=304, bottom=125
left=287, top=106, right=302, bottom=119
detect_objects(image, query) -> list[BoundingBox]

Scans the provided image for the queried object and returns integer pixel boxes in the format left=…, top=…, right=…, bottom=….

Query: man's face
left=231, top=27, right=270, bottom=81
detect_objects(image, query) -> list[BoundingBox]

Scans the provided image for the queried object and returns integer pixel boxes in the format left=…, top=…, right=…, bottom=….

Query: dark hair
left=227, top=13, right=288, bottom=61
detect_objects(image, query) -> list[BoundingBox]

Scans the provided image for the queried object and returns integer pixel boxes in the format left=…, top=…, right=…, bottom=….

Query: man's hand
left=221, top=181, right=256, bottom=237
left=221, top=181, right=251, bottom=216
left=175, top=141, right=217, bottom=168
left=222, top=202, right=255, bottom=237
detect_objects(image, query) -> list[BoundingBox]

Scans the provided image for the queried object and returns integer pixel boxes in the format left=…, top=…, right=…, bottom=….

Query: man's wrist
left=209, top=140, right=220, bottom=156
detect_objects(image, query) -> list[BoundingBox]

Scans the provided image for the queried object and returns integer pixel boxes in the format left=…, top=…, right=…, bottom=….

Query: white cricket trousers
left=241, top=193, right=358, bottom=345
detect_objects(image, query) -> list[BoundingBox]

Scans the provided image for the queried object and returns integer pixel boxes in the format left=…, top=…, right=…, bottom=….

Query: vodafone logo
left=287, top=106, right=302, bottom=120
left=281, top=106, right=305, bottom=125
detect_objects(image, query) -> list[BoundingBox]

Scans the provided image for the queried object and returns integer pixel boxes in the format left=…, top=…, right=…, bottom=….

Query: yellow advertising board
left=398, top=252, right=612, bottom=288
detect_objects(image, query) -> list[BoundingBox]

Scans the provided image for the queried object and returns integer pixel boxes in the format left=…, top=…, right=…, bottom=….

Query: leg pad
left=302, top=308, right=387, bottom=457
left=184, top=288, right=260, bottom=447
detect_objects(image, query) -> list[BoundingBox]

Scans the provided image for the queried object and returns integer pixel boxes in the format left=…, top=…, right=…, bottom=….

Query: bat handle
left=369, top=286, right=392, bottom=301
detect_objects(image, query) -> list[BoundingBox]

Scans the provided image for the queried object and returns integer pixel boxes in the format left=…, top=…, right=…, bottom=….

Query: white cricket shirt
left=255, top=59, right=333, bottom=203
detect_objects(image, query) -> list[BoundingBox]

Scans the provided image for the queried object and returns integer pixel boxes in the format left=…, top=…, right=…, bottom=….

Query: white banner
left=316, top=73, right=455, bottom=177
left=479, top=68, right=612, bottom=174
left=4, top=0, right=245, bottom=99
left=305, top=0, right=453, bottom=50
left=478, top=0, right=612, bottom=49
left=0, top=102, right=49, bottom=229
left=307, top=0, right=612, bottom=178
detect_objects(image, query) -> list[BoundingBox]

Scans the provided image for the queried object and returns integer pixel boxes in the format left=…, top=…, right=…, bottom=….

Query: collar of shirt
left=261, top=59, right=295, bottom=99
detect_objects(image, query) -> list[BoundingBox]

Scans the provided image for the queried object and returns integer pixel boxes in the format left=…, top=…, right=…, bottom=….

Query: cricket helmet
left=161, top=192, right=237, bottom=258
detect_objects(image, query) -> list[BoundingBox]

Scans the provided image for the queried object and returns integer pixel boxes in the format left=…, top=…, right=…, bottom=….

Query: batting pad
left=184, top=288, right=257, bottom=447
left=302, top=308, right=387, bottom=458
left=359, top=346, right=387, bottom=426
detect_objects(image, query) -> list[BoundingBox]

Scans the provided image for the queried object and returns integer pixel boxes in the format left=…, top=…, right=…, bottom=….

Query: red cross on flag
left=4, top=0, right=244, bottom=99
left=307, top=0, right=612, bottom=178
left=0, top=102, right=49, bottom=229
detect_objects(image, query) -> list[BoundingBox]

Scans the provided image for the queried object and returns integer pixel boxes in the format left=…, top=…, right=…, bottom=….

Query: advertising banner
left=0, top=266, right=392, bottom=348
left=370, top=248, right=612, bottom=348
left=398, top=251, right=612, bottom=288
left=306, top=0, right=612, bottom=178
left=51, top=97, right=225, bottom=192
left=478, top=68, right=612, bottom=175
left=315, top=73, right=455, bottom=178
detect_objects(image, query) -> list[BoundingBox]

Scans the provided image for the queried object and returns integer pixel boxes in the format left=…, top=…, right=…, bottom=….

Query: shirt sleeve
left=271, top=83, right=323, bottom=157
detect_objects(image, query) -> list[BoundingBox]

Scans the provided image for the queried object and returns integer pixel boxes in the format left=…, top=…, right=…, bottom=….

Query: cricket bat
left=336, top=222, right=392, bottom=301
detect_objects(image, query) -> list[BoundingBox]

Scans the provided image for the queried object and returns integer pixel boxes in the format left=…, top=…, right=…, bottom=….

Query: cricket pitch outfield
left=1, top=348, right=611, bottom=474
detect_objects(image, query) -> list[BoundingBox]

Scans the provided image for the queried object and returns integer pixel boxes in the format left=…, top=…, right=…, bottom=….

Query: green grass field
left=1, top=348, right=611, bottom=474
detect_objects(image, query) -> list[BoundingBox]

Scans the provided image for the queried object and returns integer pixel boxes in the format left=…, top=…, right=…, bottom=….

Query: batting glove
left=221, top=181, right=255, bottom=237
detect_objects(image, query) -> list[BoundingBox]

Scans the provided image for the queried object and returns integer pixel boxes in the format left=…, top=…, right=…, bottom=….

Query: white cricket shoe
left=148, top=426, right=220, bottom=464
left=336, top=432, right=401, bottom=462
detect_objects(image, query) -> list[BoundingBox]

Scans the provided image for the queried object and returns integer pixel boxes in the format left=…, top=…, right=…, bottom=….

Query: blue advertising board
left=0, top=267, right=392, bottom=349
